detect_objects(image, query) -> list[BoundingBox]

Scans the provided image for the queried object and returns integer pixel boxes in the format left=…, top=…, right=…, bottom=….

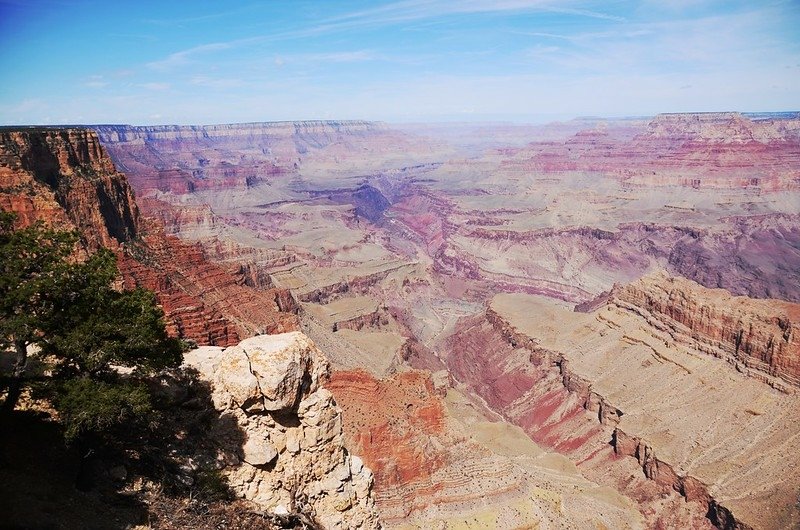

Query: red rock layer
left=119, top=226, right=300, bottom=347
left=444, top=311, right=716, bottom=530
left=327, top=369, right=449, bottom=518
left=0, top=128, right=140, bottom=250
left=614, top=271, right=800, bottom=389
left=0, top=127, right=299, bottom=347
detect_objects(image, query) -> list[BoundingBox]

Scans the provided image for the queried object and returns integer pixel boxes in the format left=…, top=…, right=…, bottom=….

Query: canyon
left=1, top=112, right=799, bottom=529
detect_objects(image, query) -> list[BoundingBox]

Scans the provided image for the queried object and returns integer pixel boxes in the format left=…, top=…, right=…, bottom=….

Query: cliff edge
left=184, top=332, right=381, bottom=529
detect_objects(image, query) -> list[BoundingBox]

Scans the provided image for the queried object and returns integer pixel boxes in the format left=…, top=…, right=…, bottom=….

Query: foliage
left=0, top=209, right=181, bottom=443
left=51, top=378, right=152, bottom=442
left=42, top=252, right=182, bottom=376
left=0, top=211, right=78, bottom=353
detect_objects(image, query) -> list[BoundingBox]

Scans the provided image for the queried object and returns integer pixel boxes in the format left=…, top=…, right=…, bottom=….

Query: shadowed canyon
left=2, top=112, right=799, bottom=529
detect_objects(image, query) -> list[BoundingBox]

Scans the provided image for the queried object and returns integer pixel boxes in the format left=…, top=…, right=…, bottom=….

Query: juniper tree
left=0, top=210, right=181, bottom=441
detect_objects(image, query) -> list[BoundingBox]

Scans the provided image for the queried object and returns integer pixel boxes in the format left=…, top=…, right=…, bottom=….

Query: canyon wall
left=443, top=280, right=800, bottom=530
left=93, top=121, right=442, bottom=197
left=614, top=270, right=800, bottom=389
left=0, top=127, right=299, bottom=346
left=90, top=115, right=800, bottom=529
left=498, top=112, right=800, bottom=190
left=0, top=127, right=139, bottom=249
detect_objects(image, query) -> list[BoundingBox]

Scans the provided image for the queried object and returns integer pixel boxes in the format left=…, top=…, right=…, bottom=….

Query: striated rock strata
left=183, top=332, right=381, bottom=530
left=614, top=270, right=800, bottom=389
left=119, top=227, right=299, bottom=346
left=93, top=121, right=424, bottom=196
left=444, top=283, right=800, bottom=530
left=0, top=127, right=139, bottom=249
left=328, top=368, right=648, bottom=529
left=0, top=127, right=299, bottom=347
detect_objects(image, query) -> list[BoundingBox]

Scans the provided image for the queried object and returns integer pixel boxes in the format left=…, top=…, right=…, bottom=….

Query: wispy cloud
left=326, top=0, right=625, bottom=25
left=190, top=76, right=245, bottom=89
left=275, top=50, right=378, bottom=66
left=143, top=4, right=262, bottom=27
left=146, top=42, right=238, bottom=71
left=84, top=74, right=108, bottom=89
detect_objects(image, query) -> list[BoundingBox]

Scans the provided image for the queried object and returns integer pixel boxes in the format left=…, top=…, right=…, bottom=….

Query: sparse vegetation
left=0, top=209, right=182, bottom=441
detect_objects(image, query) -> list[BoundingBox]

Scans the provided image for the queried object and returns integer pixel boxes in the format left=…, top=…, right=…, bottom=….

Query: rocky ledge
left=183, top=332, right=381, bottom=529
left=614, top=270, right=800, bottom=390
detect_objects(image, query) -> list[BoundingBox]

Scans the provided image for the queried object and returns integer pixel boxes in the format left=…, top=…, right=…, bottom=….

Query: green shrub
left=52, top=378, right=152, bottom=443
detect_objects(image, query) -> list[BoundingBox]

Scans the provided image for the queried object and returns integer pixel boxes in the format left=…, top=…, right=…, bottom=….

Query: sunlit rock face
left=183, top=332, right=381, bottom=530
left=0, top=128, right=140, bottom=249
left=0, top=127, right=300, bottom=347
left=443, top=278, right=800, bottom=530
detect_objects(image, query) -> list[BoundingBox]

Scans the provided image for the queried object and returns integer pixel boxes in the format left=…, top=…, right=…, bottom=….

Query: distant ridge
left=92, top=121, right=387, bottom=143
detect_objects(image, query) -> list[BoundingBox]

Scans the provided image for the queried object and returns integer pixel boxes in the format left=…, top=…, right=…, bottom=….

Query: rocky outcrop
left=183, top=332, right=381, bottom=530
left=613, top=270, right=800, bottom=389
left=0, top=128, right=140, bottom=249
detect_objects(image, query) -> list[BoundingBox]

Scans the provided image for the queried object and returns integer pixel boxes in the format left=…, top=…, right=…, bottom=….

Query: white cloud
left=276, top=50, right=378, bottom=65
left=146, top=42, right=235, bottom=71
left=327, top=0, right=624, bottom=25
left=190, top=76, right=245, bottom=89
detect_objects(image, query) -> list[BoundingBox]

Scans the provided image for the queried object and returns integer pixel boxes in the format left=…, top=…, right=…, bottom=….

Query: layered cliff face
left=0, top=127, right=299, bottom=347
left=0, top=128, right=139, bottom=249
left=614, top=270, right=800, bottom=389
left=118, top=229, right=299, bottom=346
left=443, top=285, right=800, bottom=530
left=94, top=121, right=443, bottom=198
left=327, top=369, right=649, bottom=529
left=497, top=112, right=800, bottom=190
left=183, top=332, right=380, bottom=529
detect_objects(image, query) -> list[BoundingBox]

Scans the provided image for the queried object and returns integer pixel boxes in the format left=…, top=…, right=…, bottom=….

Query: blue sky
left=0, top=0, right=798, bottom=124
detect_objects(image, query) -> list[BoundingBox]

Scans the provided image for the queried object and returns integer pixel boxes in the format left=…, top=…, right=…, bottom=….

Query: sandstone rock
left=458, top=290, right=800, bottom=530
left=614, top=270, right=800, bottom=389
left=213, top=334, right=327, bottom=412
left=183, top=332, right=380, bottom=530
left=0, top=128, right=140, bottom=250
left=0, top=127, right=300, bottom=348
left=242, top=436, right=278, bottom=467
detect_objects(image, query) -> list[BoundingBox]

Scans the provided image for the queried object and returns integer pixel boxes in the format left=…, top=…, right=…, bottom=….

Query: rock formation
left=614, top=270, right=800, bottom=389
left=328, top=368, right=649, bottom=529
left=0, top=127, right=299, bottom=347
left=499, top=112, right=800, bottom=190
left=183, top=332, right=381, bottom=530
left=90, top=115, right=800, bottom=529
left=93, top=121, right=441, bottom=198
left=444, top=284, right=800, bottom=529
left=0, top=127, right=139, bottom=249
